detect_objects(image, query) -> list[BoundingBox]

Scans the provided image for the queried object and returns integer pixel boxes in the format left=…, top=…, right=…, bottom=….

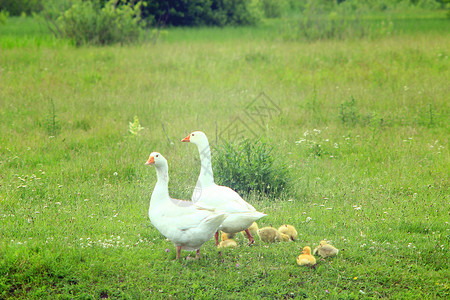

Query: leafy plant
left=43, top=0, right=144, bottom=46
left=212, top=139, right=290, bottom=198
left=338, top=96, right=387, bottom=128
left=295, top=129, right=333, bottom=157
left=129, top=116, right=144, bottom=136
left=338, top=95, right=359, bottom=126
left=416, top=103, right=439, bottom=127
left=0, top=10, right=9, bottom=25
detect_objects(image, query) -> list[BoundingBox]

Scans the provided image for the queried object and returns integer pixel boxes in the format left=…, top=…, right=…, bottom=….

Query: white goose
left=145, top=152, right=227, bottom=259
left=181, top=131, right=266, bottom=245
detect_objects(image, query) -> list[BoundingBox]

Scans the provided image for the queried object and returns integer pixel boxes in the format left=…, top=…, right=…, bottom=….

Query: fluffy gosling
left=279, top=232, right=290, bottom=242
left=257, top=227, right=279, bottom=243
left=278, top=224, right=298, bottom=241
left=313, top=240, right=339, bottom=258
left=218, top=232, right=237, bottom=248
left=257, top=227, right=290, bottom=243
left=297, top=246, right=316, bottom=266
left=223, top=232, right=237, bottom=239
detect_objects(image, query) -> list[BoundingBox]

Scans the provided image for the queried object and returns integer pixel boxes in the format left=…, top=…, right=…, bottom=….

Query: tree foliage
left=139, top=0, right=259, bottom=26
left=0, top=0, right=41, bottom=16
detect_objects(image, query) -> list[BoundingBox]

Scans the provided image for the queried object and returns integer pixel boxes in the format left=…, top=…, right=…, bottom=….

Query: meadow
left=0, top=12, right=449, bottom=299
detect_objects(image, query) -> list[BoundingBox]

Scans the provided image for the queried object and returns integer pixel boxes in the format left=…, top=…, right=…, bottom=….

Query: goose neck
left=196, top=140, right=215, bottom=187
left=151, top=165, right=170, bottom=203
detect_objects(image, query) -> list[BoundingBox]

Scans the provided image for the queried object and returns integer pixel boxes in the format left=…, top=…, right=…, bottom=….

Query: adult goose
left=145, top=152, right=227, bottom=259
left=181, top=131, right=266, bottom=245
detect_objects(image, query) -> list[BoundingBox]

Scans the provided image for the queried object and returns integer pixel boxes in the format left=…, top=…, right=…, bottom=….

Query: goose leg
left=244, top=229, right=255, bottom=245
left=215, top=231, right=219, bottom=246
left=176, top=246, right=182, bottom=259
left=196, top=249, right=201, bottom=259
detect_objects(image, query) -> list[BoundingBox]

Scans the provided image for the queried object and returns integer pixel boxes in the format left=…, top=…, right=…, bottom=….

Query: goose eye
left=192, top=134, right=195, bottom=136
left=156, top=154, right=159, bottom=157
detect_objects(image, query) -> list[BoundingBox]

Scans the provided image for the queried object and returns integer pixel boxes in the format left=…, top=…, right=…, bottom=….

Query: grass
left=0, top=12, right=449, bottom=299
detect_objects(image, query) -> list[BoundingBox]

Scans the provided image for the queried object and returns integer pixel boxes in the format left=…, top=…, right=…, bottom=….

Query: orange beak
left=181, top=135, right=190, bottom=142
left=145, top=156, right=155, bottom=165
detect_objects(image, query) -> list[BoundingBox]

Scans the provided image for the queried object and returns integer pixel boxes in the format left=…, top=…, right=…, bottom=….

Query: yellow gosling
left=218, top=232, right=238, bottom=248
left=278, top=224, right=298, bottom=241
left=280, top=232, right=290, bottom=242
left=297, top=246, right=316, bottom=266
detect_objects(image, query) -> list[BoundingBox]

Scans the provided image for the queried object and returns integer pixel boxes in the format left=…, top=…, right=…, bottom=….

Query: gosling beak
left=145, top=156, right=155, bottom=165
left=181, top=135, right=190, bottom=142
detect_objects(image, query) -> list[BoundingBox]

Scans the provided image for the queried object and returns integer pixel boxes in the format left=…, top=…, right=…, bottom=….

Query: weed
left=428, top=103, right=434, bottom=127
left=129, top=116, right=144, bottom=136
left=73, top=119, right=91, bottom=131
left=337, top=96, right=385, bottom=128
left=338, top=95, right=359, bottom=126
left=416, top=103, right=442, bottom=128
left=45, top=98, right=60, bottom=137
left=213, top=139, right=290, bottom=198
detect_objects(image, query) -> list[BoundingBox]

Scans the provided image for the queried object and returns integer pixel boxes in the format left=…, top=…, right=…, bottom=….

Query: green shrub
left=0, top=0, right=42, bottom=16
left=140, top=0, right=259, bottom=26
left=212, top=139, right=291, bottom=199
left=43, top=0, right=144, bottom=46
left=0, top=10, right=9, bottom=25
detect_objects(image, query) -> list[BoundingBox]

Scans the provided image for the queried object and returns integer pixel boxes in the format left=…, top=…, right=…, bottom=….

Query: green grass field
left=0, top=12, right=449, bottom=299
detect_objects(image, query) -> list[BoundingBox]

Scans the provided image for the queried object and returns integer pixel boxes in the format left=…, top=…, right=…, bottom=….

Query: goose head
left=301, top=246, right=312, bottom=255
left=145, top=152, right=167, bottom=167
left=181, top=131, right=208, bottom=146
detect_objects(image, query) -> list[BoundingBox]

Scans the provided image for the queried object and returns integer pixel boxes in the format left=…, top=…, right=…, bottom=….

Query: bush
left=140, top=0, right=259, bottom=26
left=0, top=0, right=42, bottom=16
left=212, top=139, right=291, bottom=199
left=0, top=10, right=9, bottom=25
left=43, top=0, right=144, bottom=46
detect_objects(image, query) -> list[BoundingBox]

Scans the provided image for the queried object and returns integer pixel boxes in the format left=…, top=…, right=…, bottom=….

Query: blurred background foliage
left=0, top=0, right=448, bottom=44
left=1, top=0, right=448, bottom=25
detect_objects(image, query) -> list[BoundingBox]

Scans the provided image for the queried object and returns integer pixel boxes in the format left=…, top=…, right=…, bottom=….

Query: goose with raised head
left=181, top=131, right=266, bottom=245
left=297, top=246, right=316, bottom=266
left=145, top=152, right=227, bottom=259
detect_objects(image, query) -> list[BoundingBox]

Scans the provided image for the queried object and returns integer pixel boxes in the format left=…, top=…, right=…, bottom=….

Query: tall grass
left=0, top=15, right=449, bottom=298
